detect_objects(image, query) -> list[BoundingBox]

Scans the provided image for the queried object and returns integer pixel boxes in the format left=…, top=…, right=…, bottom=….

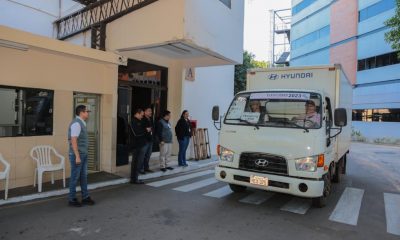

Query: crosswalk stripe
left=384, top=193, right=400, bottom=236
left=173, top=178, right=219, bottom=192
left=239, top=191, right=274, bottom=205
left=329, top=187, right=364, bottom=225
left=280, top=198, right=311, bottom=214
left=147, top=170, right=214, bottom=187
left=203, top=186, right=233, bottom=198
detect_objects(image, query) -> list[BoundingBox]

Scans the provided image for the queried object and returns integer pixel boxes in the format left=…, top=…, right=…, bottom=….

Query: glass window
left=357, top=51, right=399, bottom=71
left=358, top=59, right=366, bottom=71
left=292, top=0, right=317, bottom=15
left=0, top=86, right=54, bottom=137
left=225, top=92, right=322, bottom=129
left=359, top=0, right=396, bottom=22
left=291, top=25, right=330, bottom=50
left=352, top=108, right=400, bottom=122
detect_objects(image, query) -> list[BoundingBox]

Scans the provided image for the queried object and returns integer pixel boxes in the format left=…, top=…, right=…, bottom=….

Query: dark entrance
left=116, top=59, right=168, bottom=166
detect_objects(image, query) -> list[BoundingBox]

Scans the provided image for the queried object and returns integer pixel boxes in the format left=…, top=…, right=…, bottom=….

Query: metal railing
left=55, top=0, right=158, bottom=40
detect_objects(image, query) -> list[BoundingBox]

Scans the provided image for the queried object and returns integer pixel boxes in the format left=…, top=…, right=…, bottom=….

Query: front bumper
left=215, top=166, right=324, bottom=198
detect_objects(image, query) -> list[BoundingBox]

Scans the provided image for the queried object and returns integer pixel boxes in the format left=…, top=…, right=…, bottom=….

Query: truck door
left=325, top=97, right=336, bottom=161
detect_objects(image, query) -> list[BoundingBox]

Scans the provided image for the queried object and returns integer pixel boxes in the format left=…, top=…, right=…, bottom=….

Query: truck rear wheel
left=229, top=184, right=247, bottom=193
left=312, top=170, right=332, bottom=208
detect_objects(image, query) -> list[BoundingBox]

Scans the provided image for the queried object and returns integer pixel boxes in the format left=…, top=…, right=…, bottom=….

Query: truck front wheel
left=229, top=184, right=247, bottom=193
left=312, top=171, right=332, bottom=208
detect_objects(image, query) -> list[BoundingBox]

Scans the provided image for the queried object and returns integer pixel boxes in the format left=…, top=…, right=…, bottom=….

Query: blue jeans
left=178, top=136, right=190, bottom=166
left=141, top=142, right=153, bottom=171
left=68, top=154, right=89, bottom=201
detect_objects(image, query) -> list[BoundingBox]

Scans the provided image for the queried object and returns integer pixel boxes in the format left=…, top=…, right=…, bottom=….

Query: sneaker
left=166, top=167, right=174, bottom=170
left=160, top=168, right=167, bottom=172
left=82, top=197, right=95, bottom=206
left=145, top=169, right=154, bottom=173
left=183, top=164, right=189, bottom=167
left=139, top=170, right=146, bottom=174
left=68, top=198, right=82, bottom=207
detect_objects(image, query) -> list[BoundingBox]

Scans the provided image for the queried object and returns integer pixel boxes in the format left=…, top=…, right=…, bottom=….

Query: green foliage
left=234, top=51, right=270, bottom=94
left=385, top=0, right=400, bottom=57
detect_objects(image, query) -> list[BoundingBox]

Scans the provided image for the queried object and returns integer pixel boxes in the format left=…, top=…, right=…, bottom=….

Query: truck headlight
left=295, top=155, right=318, bottom=172
left=220, top=146, right=234, bottom=162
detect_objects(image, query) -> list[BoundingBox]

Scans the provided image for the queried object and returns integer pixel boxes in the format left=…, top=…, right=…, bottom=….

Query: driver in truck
left=293, top=100, right=321, bottom=128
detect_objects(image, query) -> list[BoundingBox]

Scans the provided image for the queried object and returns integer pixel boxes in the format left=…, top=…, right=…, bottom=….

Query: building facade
left=290, top=0, right=400, bottom=144
left=0, top=0, right=244, bottom=190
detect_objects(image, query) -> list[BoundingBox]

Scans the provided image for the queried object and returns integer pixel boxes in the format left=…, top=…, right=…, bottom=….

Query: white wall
left=0, top=0, right=82, bottom=38
left=182, top=65, right=235, bottom=155
left=184, top=0, right=244, bottom=64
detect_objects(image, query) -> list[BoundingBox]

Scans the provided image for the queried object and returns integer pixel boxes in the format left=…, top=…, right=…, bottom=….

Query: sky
left=244, top=0, right=292, bottom=62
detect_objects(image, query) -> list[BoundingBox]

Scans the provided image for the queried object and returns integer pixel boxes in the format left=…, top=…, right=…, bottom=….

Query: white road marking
left=147, top=170, right=214, bottom=187
left=203, top=186, right=233, bottom=198
left=239, top=191, right=274, bottom=205
left=384, top=193, right=400, bottom=236
left=329, top=187, right=364, bottom=225
left=280, top=197, right=312, bottom=215
left=173, top=178, right=219, bottom=192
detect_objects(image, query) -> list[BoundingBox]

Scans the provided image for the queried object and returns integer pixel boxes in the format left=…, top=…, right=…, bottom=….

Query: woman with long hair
left=175, top=110, right=191, bottom=167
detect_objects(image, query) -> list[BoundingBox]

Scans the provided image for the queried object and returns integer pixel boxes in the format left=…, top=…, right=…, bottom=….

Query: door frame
left=73, top=92, right=101, bottom=172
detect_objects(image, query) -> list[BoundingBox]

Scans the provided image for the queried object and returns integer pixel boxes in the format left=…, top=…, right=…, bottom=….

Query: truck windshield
left=224, top=92, right=322, bottom=129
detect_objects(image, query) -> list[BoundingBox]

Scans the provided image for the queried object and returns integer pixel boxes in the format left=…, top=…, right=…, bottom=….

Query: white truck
left=212, top=65, right=352, bottom=207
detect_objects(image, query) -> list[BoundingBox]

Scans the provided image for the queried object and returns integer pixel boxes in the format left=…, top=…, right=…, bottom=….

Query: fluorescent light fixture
left=162, top=44, right=191, bottom=55
left=0, top=39, right=29, bottom=51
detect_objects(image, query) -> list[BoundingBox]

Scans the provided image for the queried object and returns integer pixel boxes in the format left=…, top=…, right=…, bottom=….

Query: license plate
left=250, top=175, right=269, bottom=187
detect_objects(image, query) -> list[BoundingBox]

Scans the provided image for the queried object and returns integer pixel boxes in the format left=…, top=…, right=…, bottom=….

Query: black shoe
left=183, top=164, right=189, bottom=167
left=139, top=170, right=146, bottom=174
left=160, top=168, right=167, bottom=172
left=166, top=167, right=174, bottom=170
left=130, top=180, right=144, bottom=184
left=82, top=197, right=95, bottom=206
left=145, top=169, right=154, bottom=173
left=68, top=198, right=82, bottom=207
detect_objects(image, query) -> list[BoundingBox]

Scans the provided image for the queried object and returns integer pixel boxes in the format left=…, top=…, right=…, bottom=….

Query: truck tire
left=312, top=171, right=332, bottom=208
left=342, top=155, right=347, bottom=174
left=332, top=159, right=343, bottom=183
left=229, top=184, right=247, bottom=193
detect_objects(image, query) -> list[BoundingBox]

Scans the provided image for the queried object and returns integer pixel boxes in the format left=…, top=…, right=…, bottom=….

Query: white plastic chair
left=0, top=153, right=10, bottom=200
left=30, top=145, right=65, bottom=193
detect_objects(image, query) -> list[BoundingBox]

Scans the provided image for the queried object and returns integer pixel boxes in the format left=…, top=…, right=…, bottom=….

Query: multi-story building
left=290, top=0, right=400, bottom=144
left=0, top=0, right=244, bottom=190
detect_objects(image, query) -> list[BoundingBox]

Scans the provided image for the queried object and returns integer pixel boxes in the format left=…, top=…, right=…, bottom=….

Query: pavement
left=0, top=143, right=399, bottom=240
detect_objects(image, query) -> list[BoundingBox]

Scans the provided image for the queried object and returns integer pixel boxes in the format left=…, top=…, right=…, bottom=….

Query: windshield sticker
left=250, top=92, right=310, bottom=100
left=226, top=99, right=246, bottom=119
left=241, top=112, right=260, bottom=123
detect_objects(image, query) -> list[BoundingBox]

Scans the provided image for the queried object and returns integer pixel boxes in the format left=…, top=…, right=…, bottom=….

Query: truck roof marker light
left=217, top=144, right=221, bottom=156
left=328, top=67, right=335, bottom=71
left=317, top=154, right=324, bottom=167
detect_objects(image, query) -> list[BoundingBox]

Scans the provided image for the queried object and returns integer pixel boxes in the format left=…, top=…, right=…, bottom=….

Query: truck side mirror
left=212, top=106, right=220, bottom=121
left=334, top=108, right=347, bottom=127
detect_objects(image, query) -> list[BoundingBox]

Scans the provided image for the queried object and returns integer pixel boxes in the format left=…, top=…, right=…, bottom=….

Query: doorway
left=116, top=59, right=168, bottom=166
left=73, top=93, right=100, bottom=171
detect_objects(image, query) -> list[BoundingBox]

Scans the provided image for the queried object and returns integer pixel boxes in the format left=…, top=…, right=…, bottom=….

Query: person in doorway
left=157, top=110, right=174, bottom=172
left=175, top=110, right=192, bottom=167
left=68, top=105, right=95, bottom=207
left=293, top=100, right=321, bottom=128
left=141, top=107, right=155, bottom=174
left=129, top=108, right=146, bottom=184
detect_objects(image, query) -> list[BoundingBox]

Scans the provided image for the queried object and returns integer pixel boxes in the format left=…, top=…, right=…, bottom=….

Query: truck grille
left=239, top=152, right=288, bottom=175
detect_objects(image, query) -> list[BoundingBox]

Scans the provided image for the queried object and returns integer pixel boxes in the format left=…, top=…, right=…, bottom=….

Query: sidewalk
left=0, top=155, right=218, bottom=207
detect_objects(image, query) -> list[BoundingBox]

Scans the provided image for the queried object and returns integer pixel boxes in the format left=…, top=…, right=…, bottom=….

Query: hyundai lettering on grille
left=255, top=159, right=269, bottom=167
